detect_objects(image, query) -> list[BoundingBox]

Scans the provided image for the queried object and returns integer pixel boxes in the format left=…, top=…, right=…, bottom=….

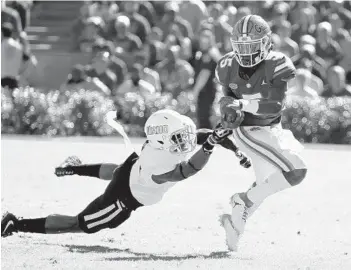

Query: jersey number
left=220, top=57, right=233, bottom=68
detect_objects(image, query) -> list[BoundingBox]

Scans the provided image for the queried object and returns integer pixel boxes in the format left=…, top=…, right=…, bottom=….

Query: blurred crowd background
left=1, top=1, right=351, bottom=144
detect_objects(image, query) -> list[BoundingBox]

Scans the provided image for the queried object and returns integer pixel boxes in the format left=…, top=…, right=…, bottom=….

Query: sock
left=246, top=170, right=291, bottom=204
left=17, top=218, right=46, bottom=234
left=71, top=164, right=102, bottom=178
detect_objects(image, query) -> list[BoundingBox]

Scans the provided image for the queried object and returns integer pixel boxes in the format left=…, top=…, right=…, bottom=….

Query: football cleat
left=1, top=212, right=18, bottom=237
left=230, top=193, right=250, bottom=235
left=55, top=156, right=82, bottom=177
left=219, top=214, right=240, bottom=252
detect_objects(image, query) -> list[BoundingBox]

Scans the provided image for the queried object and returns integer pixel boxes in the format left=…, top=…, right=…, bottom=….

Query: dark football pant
left=78, top=152, right=143, bottom=234
left=197, top=87, right=216, bottom=129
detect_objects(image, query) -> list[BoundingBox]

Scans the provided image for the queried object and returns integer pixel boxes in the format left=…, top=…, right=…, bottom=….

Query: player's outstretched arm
left=152, top=128, right=232, bottom=183
left=196, top=128, right=251, bottom=169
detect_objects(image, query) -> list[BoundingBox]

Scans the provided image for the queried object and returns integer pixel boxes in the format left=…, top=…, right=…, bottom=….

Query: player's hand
left=207, top=124, right=233, bottom=145
left=235, top=150, right=252, bottom=169
left=219, top=97, right=245, bottom=129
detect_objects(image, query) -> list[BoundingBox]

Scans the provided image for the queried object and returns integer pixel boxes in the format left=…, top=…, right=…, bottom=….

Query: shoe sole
left=220, top=214, right=240, bottom=252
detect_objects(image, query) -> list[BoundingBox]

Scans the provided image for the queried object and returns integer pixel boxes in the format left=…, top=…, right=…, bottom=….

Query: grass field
left=1, top=136, right=351, bottom=270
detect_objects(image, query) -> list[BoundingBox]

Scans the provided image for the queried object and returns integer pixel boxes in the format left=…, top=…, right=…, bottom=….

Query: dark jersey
left=215, top=51, right=296, bottom=126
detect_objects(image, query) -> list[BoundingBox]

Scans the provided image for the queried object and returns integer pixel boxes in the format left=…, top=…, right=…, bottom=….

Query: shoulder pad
left=215, top=52, right=235, bottom=86
left=266, top=51, right=296, bottom=84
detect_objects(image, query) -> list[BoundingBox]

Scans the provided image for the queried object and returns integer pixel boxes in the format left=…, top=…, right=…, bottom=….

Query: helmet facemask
left=231, top=34, right=271, bottom=67
left=169, top=125, right=197, bottom=154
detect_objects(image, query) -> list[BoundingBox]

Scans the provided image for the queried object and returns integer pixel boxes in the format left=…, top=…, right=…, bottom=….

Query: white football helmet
left=144, top=110, right=197, bottom=154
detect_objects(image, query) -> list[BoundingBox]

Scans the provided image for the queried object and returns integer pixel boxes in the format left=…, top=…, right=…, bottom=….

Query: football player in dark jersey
left=216, top=15, right=308, bottom=251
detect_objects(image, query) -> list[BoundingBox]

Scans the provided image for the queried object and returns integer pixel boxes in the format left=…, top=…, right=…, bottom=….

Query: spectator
left=84, top=51, right=117, bottom=92
left=322, top=66, right=351, bottom=97
left=1, top=23, right=31, bottom=89
left=1, top=1, right=23, bottom=39
left=5, top=0, right=30, bottom=31
left=287, top=69, right=319, bottom=98
left=221, top=5, right=238, bottom=52
left=117, top=63, right=156, bottom=98
left=329, top=13, right=344, bottom=39
left=289, top=2, right=317, bottom=26
left=142, top=41, right=165, bottom=68
left=276, top=20, right=299, bottom=58
left=89, top=0, right=118, bottom=22
left=112, top=15, right=142, bottom=69
left=327, top=0, right=351, bottom=30
left=164, top=23, right=192, bottom=61
left=91, top=41, right=127, bottom=87
left=191, top=29, right=219, bottom=129
left=79, top=16, right=106, bottom=52
left=149, top=27, right=163, bottom=42
left=71, top=2, right=93, bottom=51
left=223, top=5, right=237, bottom=26
left=155, top=46, right=194, bottom=97
left=207, top=3, right=228, bottom=53
left=299, top=34, right=316, bottom=47
left=135, top=54, right=162, bottom=92
left=271, top=33, right=282, bottom=52
left=178, top=0, right=208, bottom=35
left=338, top=30, right=351, bottom=83
left=315, top=21, right=342, bottom=67
left=158, top=2, right=193, bottom=41
left=119, top=2, right=151, bottom=43
left=291, top=8, right=316, bottom=43
left=138, top=1, right=156, bottom=27
left=60, top=64, right=110, bottom=95
left=292, top=44, right=326, bottom=83
left=270, top=2, right=290, bottom=34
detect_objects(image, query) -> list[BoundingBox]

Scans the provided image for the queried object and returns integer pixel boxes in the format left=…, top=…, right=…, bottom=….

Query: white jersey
left=129, top=143, right=189, bottom=206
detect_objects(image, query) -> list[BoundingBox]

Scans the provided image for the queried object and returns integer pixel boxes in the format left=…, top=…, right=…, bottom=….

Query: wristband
left=241, top=99, right=259, bottom=114
left=202, top=140, right=215, bottom=154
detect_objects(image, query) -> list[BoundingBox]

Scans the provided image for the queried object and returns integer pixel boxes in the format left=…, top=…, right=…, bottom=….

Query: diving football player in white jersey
left=2, top=109, right=250, bottom=237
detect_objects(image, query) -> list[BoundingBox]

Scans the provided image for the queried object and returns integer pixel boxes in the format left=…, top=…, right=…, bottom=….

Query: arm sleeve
left=196, top=129, right=212, bottom=144
left=151, top=146, right=212, bottom=182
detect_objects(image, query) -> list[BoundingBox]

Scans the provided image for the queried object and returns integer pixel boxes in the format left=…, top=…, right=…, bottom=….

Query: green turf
left=1, top=137, right=351, bottom=270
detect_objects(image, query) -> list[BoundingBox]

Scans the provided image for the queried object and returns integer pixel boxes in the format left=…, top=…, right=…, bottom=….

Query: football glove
left=203, top=125, right=233, bottom=154
left=235, top=150, right=252, bottom=169
left=219, top=96, right=245, bottom=129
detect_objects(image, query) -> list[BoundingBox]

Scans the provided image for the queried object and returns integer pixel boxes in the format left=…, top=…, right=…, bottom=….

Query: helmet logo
left=146, top=125, right=169, bottom=135
left=229, top=83, right=238, bottom=90
left=255, top=24, right=263, bottom=33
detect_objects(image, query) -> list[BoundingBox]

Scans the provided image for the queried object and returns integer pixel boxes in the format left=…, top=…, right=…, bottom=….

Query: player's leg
left=234, top=125, right=307, bottom=213
left=1, top=211, right=82, bottom=237
left=55, top=156, right=119, bottom=180
left=78, top=152, right=142, bottom=233
left=221, top=125, right=307, bottom=250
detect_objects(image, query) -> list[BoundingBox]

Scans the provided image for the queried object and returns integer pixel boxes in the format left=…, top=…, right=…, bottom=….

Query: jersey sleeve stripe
left=273, top=66, right=291, bottom=79
left=274, top=61, right=289, bottom=73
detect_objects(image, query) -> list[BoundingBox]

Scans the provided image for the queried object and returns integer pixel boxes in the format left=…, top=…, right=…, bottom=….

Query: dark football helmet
left=231, top=15, right=272, bottom=67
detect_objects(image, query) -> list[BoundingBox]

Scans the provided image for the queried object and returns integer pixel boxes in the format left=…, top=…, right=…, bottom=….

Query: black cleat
left=55, top=156, right=82, bottom=177
left=1, top=212, right=18, bottom=237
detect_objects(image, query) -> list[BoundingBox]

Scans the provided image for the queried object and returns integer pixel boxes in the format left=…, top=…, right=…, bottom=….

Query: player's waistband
left=241, top=113, right=281, bottom=126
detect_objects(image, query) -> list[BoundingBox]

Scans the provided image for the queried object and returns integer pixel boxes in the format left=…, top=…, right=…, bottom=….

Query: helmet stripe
left=242, top=15, right=252, bottom=37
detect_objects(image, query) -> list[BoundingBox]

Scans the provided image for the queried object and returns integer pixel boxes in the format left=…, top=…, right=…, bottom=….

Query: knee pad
left=283, top=168, right=307, bottom=186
